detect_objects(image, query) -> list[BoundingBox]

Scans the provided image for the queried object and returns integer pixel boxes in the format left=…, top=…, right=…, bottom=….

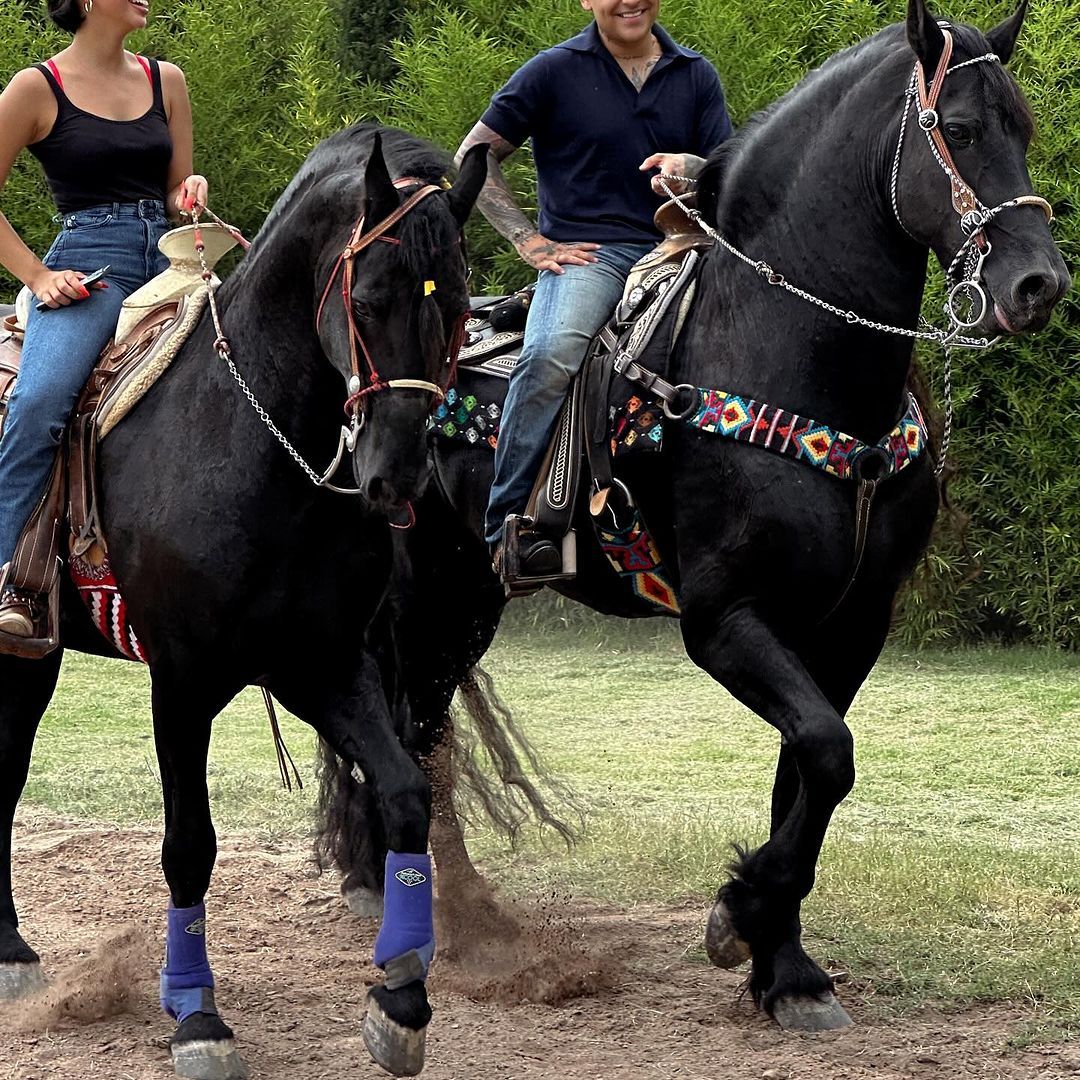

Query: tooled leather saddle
left=0, top=223, right=235, bottom=658
left=444, top=196, right=712, bottom=602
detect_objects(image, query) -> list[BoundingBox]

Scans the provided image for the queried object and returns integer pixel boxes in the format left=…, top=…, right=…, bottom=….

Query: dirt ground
left=1, top=809, right=1075, bottom=1080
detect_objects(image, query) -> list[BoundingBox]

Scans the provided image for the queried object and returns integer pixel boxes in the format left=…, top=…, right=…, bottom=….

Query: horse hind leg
left=682, top=607, right=855, bottom=1031
left=151, top=669, right=249, bottom=1080
left=315, top=737, right=386, bottom=918
left=0, top=650, right=63, bottom=1000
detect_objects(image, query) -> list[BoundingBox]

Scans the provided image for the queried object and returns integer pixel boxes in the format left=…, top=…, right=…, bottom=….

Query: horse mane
left=698, top=21, right=1035, bottom=224
left=223, top=123, right=460, bottom=301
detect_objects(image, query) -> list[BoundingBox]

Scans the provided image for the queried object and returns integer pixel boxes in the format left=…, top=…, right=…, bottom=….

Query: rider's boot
left=492, top=520, right=563, bottom=587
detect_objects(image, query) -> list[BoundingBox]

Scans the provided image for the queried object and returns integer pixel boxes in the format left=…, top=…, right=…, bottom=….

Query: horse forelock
left=946, top=24, right=1035, bottom=141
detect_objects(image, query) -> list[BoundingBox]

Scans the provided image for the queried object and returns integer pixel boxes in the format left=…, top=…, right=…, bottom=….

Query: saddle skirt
left=0, top=223, right=235, bottom=658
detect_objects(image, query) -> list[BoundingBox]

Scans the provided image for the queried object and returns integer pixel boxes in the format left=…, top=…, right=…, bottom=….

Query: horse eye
left=944, top=123, right=975, bottom=147
left=352, top=300, right=374, bottom=321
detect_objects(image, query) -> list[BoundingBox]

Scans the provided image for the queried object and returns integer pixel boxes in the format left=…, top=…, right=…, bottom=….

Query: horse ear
left=446, top=143, right=489, bottom=228
left=906, top=0, right=947, bottom=73
left=986, top=0, right=1028, bottom=64
left=363, top=131, right=398, bottom=224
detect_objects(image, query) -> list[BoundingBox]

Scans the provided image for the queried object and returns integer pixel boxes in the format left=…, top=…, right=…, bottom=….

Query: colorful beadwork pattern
left=610, top=394, right=665, bottom=458
left=686, top=389, right=927, bottom=480
left=69, top=548, right=147, bottom=663
left=432, top=387, right=501, bottom=449
left=596, top=509, right=680, bottom=615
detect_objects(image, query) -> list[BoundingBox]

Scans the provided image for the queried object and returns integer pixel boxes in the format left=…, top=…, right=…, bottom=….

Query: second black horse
left=316, top=0, right=1069, bottom=1034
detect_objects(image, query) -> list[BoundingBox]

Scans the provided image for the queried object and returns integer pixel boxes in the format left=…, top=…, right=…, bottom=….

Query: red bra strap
left=135, top=54, right=152, bottom=86
left=44, top=58, right=64, bottom=90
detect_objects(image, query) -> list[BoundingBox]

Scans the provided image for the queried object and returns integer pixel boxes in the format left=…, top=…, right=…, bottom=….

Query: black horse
left=0, top=123, right=486, bottom=1078
left=316, top=0, right=1069, bottom=1033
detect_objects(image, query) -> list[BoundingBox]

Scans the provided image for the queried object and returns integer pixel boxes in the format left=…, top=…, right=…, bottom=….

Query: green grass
left=19, top=620, right=1080, bottom=1038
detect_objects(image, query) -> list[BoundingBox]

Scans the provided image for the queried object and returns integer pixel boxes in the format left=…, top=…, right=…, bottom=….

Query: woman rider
left=0, top=0, right=207, bottom=641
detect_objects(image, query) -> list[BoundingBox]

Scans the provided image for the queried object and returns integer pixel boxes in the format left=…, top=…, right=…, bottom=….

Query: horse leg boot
left=272, top=655, right=435, bottom=1078
left=681, top=607, right=855, bottom=1031
left=151, top=671, right=248, bottom=1080
left=0, top=650, right=62, bottom=999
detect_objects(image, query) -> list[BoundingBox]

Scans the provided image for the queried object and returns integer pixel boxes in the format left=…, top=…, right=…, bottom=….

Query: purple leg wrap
left=160, top=902, right=217, bottom=1023
left=373, top=852, right=435, bottom=985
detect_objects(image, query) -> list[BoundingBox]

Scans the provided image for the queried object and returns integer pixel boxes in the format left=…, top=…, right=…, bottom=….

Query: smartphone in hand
left=35, top=265, right=111, bottom=312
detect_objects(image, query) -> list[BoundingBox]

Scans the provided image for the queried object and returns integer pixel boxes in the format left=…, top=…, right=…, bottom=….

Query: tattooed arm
left=455, top=121, right=599, bottom=275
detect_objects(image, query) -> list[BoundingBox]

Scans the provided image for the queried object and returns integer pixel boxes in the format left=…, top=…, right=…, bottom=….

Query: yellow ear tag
left=424, top=280, right=437, bottom=296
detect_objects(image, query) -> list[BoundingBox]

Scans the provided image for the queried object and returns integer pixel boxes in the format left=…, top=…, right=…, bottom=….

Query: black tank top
left=27, top=56, right=173, bottom=215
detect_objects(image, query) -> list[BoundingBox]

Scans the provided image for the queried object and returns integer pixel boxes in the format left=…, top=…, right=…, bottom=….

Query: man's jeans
left=0, top=201, right=169, bottom=568
left=485, top=242, right=652, bottom=546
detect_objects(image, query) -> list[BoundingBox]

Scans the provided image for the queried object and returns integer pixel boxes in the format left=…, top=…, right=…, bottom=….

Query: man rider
left=456, top=0, right=732, bottom=581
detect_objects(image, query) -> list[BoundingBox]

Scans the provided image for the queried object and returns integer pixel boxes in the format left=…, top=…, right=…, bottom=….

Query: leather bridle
left=889, top=24, right=1054, bottom=333
left=315, top=180, right=470, bottom=435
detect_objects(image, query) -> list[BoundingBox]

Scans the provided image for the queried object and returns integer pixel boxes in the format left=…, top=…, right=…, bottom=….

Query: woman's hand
left=30, top=267, right=103, bottom=309
left=176, top=174, right=209, bottom=214
left=513, top=231, right=600, bottom=275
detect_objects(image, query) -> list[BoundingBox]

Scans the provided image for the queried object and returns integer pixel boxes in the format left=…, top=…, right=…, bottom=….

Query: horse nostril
left=1015, top=272, right=1054, bottom=306
left=367, top=477, right=385, bottom=503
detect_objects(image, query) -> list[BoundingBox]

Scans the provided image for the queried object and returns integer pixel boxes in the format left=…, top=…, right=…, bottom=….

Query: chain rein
left=189, top=188, right=465, bottom=498
left=186, top=210, right=361, bottom=493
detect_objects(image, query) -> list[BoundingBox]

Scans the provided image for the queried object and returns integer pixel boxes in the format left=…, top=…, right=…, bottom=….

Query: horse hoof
left=0, top=961, right=45, bottom=1000
left=772, top=992, right=853, bottom=1032
left=363, top=996, right=427, bottom=1076
left=704, top=900, right=751, bottom=968
left=171, top=1039, right=250, bottom=1080
left=344, top=886, right=384, bottom=919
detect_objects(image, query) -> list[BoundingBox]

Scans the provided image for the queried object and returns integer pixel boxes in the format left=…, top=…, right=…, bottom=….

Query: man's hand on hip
left=514, top=231, right=600, bottom=274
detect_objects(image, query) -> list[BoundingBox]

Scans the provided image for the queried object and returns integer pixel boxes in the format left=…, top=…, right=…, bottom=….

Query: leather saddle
left=453, top=196, right=712, bottom=594
left=0, top=223, right=236, bottom=657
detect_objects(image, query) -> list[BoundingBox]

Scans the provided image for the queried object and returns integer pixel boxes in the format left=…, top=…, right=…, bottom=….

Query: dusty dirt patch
left=1, top=808, right=1075, bottom=1080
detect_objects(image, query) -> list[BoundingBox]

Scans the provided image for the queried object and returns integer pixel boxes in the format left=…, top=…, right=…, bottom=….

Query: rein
left=190, top=183, right=470, bottom=501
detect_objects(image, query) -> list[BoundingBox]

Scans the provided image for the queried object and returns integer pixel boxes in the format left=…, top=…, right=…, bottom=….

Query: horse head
left=315, top=130, right=487, bottom=516
left=895, top=0, right=1069, bottom=336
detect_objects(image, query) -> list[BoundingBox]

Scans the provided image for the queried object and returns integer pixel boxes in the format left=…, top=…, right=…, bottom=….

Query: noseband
left=315, top=180, right=469, bottom=440
left=889, top=25, right=1054, bottom=334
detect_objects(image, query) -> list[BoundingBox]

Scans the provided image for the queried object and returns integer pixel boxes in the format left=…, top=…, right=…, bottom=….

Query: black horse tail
left=313, top=662, right=577, bottom=894
left=448, top=665, right=578, bottom=847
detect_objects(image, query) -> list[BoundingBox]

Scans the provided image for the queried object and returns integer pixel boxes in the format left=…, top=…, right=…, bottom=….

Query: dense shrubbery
left=0, top=0, right=355, bottom=261
left=0, top=0, right=1075, bottom=646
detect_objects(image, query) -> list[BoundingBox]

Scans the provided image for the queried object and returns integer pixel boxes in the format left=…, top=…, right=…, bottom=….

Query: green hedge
left=1, top=0, right=1075, bottom=647
left=0, top=0, right=355, bottom=259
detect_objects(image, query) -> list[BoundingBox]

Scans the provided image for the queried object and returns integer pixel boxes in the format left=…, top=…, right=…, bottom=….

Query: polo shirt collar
left=558, top=20, right=693, bottom=60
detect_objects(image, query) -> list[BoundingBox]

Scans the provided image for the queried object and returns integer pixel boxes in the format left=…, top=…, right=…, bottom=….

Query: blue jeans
left=485, top=242, right=653, bottom=545
left=0, top=200, right=169, bottom=568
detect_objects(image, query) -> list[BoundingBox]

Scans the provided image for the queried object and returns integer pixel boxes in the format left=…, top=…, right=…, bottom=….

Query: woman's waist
left=56, top=200, right=168, bottom=228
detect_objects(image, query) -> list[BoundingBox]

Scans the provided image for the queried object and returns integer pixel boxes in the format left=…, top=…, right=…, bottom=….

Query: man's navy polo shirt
left=481, top=21, right=732, bottom=245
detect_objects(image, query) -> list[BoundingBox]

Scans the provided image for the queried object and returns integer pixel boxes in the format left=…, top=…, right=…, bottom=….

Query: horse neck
left=682, top=43, right=931, bottom=441
left=210, top=222, right=341, bottom=432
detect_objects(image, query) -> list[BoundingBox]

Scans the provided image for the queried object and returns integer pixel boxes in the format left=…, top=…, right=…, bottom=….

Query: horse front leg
left=272, top=652, right=434, bottom=1078
left=682, top=605, right=855, bottom=1031
left=151, top=668, right=248, bottom=1080
left=0, top=650, right=62, bottom=1000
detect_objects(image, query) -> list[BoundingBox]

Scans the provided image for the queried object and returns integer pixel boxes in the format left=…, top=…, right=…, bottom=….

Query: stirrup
left=0, top=561, right=61, bottom=659
left=498, top=515, right=577, bottom=595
